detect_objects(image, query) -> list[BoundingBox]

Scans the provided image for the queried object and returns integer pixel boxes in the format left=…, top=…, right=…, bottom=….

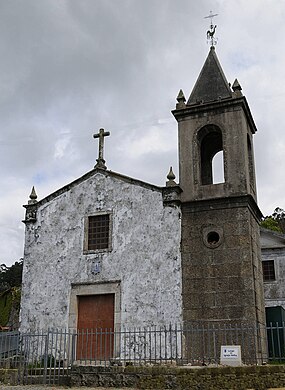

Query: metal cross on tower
left=93, top=128, right=110, bottom=170
left=204, top=11, right=218, bottom=46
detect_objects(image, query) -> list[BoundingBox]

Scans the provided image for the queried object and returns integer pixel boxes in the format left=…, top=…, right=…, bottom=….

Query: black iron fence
left=0, top=322, right=284, bottom=385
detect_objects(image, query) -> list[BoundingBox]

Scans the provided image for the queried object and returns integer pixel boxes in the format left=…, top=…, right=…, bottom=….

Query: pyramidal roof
left=188, top=46, right=232, bottom=105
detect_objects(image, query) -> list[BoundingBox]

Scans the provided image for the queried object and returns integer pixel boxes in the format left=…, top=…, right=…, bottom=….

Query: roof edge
left=260, top=227, right=285, bottom=240
left=23, top=168, right=163, bottom=209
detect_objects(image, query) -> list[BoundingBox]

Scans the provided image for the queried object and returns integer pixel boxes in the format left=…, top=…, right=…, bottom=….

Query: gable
left=25, top=168, right=162, bottom=211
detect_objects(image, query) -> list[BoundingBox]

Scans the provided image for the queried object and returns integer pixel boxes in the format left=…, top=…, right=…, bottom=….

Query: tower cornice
left=172, top=95, right=257, bottom=134
left=181, top=194, right=263, bottom=222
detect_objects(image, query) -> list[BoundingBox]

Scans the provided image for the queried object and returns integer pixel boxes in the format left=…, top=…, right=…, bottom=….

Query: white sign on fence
left=220, top=345, right=242, bottom=366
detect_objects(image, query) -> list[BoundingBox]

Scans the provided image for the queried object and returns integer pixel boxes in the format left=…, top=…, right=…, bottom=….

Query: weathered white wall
left=263, top=248, right=285, bottom=309
left=260, top=229, right=285, bottom=310
left=20, top=171, right=182, bottom=331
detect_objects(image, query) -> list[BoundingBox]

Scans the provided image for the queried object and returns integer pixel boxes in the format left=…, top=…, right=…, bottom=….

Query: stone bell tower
left=172, top=45, right=266, bottom=338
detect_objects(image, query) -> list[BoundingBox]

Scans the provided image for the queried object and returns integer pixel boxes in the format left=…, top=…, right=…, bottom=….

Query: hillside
left=0, top=260, right=23, bottom=329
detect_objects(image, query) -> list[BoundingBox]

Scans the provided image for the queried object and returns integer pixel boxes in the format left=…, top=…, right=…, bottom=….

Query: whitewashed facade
left=20, top=169, right=182, bottom=332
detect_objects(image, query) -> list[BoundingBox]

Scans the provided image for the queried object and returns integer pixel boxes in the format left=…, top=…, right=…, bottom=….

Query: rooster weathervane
left=204, top=11, right=218, bottom=46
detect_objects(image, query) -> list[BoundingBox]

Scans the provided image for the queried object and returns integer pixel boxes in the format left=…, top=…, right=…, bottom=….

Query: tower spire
left=187, top=45, right=232, bottom=105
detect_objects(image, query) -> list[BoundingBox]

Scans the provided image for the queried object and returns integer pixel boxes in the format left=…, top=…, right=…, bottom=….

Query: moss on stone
left=0, top=368, right=18, bottom=385
left=70, top=364, right=285, bottom=389
left=139, top=374, right=166, bottom=389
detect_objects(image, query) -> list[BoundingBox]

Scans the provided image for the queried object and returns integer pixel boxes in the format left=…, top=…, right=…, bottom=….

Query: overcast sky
left=1, top=0, right=284, bottom=266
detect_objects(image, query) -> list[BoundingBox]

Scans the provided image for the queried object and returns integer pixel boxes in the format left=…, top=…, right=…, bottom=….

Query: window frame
left=83, top=211, right=113, bottom=254
left=262, top=260, right=276, bottom=283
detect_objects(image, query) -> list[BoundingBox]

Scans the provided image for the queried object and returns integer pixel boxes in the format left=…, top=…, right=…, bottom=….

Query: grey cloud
left=0, top=0, right=284, bottom=265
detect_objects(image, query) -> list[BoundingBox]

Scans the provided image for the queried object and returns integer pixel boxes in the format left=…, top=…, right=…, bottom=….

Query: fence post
left=43, top=328, right=50, bottom=385
left=71, top=330, right=76, bottom=365
left=17, top=332, right=23, bottom=385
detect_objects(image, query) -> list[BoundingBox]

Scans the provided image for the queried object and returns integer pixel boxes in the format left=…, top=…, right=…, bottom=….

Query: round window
left=202, top=226, right=223, bottom=249
left=207, top=231, right=220, bottom=245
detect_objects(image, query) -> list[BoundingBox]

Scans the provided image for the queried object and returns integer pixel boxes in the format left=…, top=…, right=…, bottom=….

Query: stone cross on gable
left=93, top=128, right=110, bottom=170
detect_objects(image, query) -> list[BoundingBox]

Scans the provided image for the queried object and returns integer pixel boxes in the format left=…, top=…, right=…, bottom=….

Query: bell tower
left=172, top=45, right=266, bottom=354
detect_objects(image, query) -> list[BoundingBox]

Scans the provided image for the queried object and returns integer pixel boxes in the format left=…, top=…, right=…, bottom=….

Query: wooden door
left=77, top=294, right=114, bottom=360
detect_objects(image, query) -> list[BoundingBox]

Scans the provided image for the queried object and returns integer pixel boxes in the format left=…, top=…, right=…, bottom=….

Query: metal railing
left=267, top=322, right=285, bottom=362
left=0, top=322, right=284, bottom=385
left=75, top=323, right=264, bottom=366
left=0, top=331, right=20, bottom=359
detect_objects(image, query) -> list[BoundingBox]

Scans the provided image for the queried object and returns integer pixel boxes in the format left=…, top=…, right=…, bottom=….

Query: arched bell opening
left=198, top=125, right=225, bottom=185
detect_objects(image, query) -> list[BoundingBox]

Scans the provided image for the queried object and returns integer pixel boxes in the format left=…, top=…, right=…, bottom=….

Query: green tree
left=261, top=207, right=285, bottom=234
left=272, top=207, right=285, bottom=233
left=0, top=260, right=23, bottom=328
left=0, top=259, right=23, bottom=292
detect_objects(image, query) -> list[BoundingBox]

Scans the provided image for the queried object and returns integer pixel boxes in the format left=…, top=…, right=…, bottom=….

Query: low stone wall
left=0, top=368, right=18, bottom=385
left=71, top=364, right=285, bottom=390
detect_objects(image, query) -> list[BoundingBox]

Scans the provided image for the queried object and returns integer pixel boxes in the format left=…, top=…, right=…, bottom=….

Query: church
left=20, top=35, right=267, bottom=358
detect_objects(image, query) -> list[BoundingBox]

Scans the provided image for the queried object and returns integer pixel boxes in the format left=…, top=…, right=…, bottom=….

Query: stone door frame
left=68, top=280, right=121, bottom=332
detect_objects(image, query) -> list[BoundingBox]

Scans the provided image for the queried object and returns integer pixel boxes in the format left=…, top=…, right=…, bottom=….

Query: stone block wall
left=181, top=197, right=265, bottom=326
left=70, top=364, right=285, bottom=389
left=0, top=368, right=18, bottom=385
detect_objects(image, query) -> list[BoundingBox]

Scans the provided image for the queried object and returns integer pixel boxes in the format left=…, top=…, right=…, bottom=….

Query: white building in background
left=261, top=228, right=285, bottom=310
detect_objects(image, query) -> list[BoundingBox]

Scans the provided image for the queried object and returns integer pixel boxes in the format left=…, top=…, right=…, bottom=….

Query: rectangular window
left=262, top=260, right=276, bottom=282
left=87, top=214, right=110, bottom=250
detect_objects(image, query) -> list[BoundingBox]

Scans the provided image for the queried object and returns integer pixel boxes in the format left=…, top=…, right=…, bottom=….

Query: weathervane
left=204, top=10, right=218, bottom=46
